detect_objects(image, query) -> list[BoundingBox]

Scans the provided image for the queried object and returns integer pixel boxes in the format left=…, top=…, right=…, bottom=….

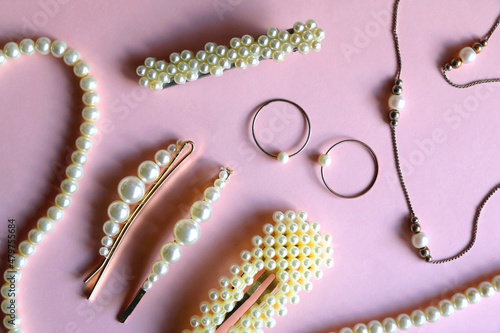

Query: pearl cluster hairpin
left=119, top=167, right=233, bottom=322
left=183, top=210, right=333, bottom=332
left=1, top=38, right=99, bottom=332
left=136, top=19, right=325, bottom=90
left=85, top=140, right=195, bottom=299
left=337, top=275, right=500, bottom=333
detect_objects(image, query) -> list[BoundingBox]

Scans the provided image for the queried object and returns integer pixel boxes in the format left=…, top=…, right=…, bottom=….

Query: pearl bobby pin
left=119, top=167, right=233, bottom=323
left=183, top=210, right=333, bottom=332
left=84, top=140, right=195, bottom=299
left=136, top=19, right=325, bottom=90
left=1, top=37, right=100, bottom=332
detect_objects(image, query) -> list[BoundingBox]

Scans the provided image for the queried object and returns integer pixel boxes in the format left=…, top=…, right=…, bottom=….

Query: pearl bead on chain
left=137, top=19, right=325, bottom=90
left=337, top=276, right=500, bottom=333
left=141, top=167, right=232, bottom=292
left=1, top=38, right=99, bottom=332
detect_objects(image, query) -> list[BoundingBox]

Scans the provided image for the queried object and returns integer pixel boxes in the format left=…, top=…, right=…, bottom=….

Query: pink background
left=2, top=0, right=500, bottom=332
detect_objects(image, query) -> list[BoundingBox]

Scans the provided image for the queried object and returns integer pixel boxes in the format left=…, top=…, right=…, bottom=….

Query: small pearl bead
left=80, top=122, right=97, bottom=137
left=190, top=201, right=212, bottom=223
left=396, top=314, right=411, bottom=330
left=367, top=320, right=383, bottom=333
left=388, top=94, right=405, bottom=110
left=37, top=217, right=54, bottom=233
left=203, top=187, right=220, bottom=204
left=353, top=323, right=368, bottom=333
left=318, top=154, right=331, bottom=167
left=465, top=287, right=481, bottom=304
left=82, top=107, right=99, bottom=121
left=277, top=152, right=289, bottom=163
left=101, top=236, right=113, bottom=247
left=339, top=329, right=354, bottom=333
left=99, top=247, right=109, bottom=256
left=107, top=200, right=130, bottom=223
left=438, top=299, right=455, bottom=317
left=66, top=164, right=83, bottom=180
left=492, top=275, right=500, bottom=291
left=411, top=232, right=428, bottom=248
left=28, top=229, right=44, bottom=245
left=3, top=313, right=21, bottom=329
left=410, top=310, right=426, bottom=326
left=137, top=161, right=160, bottom=183
left=74, top=60, right=90, bottom=77
left=63, top=49, right=81, bottom=66
left=451, top=293, right=468, bottom=310
left=425, top=306, right=441, bottom=323
left=161, top=242, right=182, bottom=263
left=142, top=281, right=153, bottom=291
left=55, top=193, right=72, bottom=209
left=103, top=221, right=120, bottom=237
left=19, top=39, right=35, bottom=56
left=82, top=91, right=99, bottom=105
left=117, top=176, right=146, bottom=204
left=154, top=150, right=171, bottom=166
left=214, top=179, right=225, bottom=190
left=80, top=76, right=97, bottom=91
left=35, top=37, right=51, bottom=54
left=382, top=318, right=397, bottom=333
left=479, top=281, right=495, bottom=297
left=173, top=219, right=200, bottom=246
left=148, top=273, right=159, bottom=283
left=152, top=261, right=169, bottom=276
left=71, top=151, right=88, bottom=166
left=50, top=40, right=67, bottom=58
left=11, top=255, right=27, bottom=270
left=4, top=42, right=20, bottom=60
left=61, top=179, right=78, bottom=195
left=19, top=241, right=36, bottom=257
left=459, top=47, right=476, bottom=64
left=47, top=206, right=64, bottom=222
left=76, top=136, right=92, bottom=151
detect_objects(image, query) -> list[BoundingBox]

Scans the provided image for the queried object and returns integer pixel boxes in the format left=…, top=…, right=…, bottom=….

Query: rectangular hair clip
left=136, top=19, right=325, bottom=90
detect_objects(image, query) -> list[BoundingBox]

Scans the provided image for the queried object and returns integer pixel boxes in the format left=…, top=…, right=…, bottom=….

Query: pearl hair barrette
left=251, top=99, right=311, bottom=164
left=1, top=38, right=99, bottom=332
left=318, top=139, right=379, bottom=199
left=84, top=140, right=195, bottom=299
left=183, top=210, right=333, bottom=332
left=136, top=19, right=325, bottom=90
left=119, top=167, right=233, bottom=322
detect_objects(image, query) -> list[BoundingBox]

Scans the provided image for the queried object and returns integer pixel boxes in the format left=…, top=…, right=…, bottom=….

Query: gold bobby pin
left=84, top=140, right=195, bottom=299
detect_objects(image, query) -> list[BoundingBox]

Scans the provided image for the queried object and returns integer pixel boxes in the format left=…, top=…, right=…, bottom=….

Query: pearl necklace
left=1, top=38, right=99, bottom=332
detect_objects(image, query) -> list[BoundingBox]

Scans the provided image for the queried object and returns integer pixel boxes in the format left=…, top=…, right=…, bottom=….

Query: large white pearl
left=28, top=229, right=44, bottom=245
left=37, top=217, right=54, bottom=233
left=82, top=107, right=99, bottom=121
left=83, top=91, right=99, bottom=105
left=396, top=314, right=411, bottom=330
left=137, top=161, right=160, bottom=184
left=50, top=40, right=67, bottom=58
left=19, top=39, right=35, bottom=56
left=71, top=151, right=88, bottom=165
left=277, top=152, right=289, bottom=164
left=4, top=42, right=20, bottom=60
left=459, top=47, right=476, bottom=64
left=35, top=37, right=51, bottom=54
left=318, top=154, right=331, bottom=167
left=107, top=200, right=130, bottom=223
left=117, top=176, right=145, bottom=204
left=63, top=49, right=80, bottom=66
left=61, top=179, right=78, bottom=195
left=74, top=60, right=90, bottom=77
left=47, top=206, right=64, bottom=222
left=173, top=219, right=201, bottom=246
left=80, top=122, right=97, bottom=137
left=66, top=165, right=83, bottom=180
left=425, top=306, right=441, bottom=323
left=80, top=76, right=97, bottom=91
left=18, top=241, right=36, bottom=257
left=190, top=201, right=212, bottom=223
left=161, top=242, right=182, bottom=263
left=382, top=318, right=397, bottom=333
left=411, top=232, right=428, bottom=248
left=203, top=187, right=220, bottom=204
left=55, top=193, right=72, bottom=209
left=154, top=150, right=171, bottom=166
left=438, top=299, right=455, bottom=317
left=410, top=310, right=426, bottom=326
left=451, top=293, right=468, bottom=310
left=103, top=220, right=120, bottom=237
left=388, top=94, right=405, bottom=110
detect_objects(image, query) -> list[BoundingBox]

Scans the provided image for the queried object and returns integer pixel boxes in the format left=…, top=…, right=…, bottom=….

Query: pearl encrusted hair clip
left=136, top=19, right=325, bottom=90
left=1, top=38, right=99, bottom=332
left=183, top=210, right=333, bottom=332
left=84, top=140, right=195, bottom=298
left=117, top=166, right=233, bottom=322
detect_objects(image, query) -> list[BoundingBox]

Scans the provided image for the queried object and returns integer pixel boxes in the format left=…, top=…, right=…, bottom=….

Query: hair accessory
left=182, top=210, right=333, bottom=332
left=136, top=19, right=325, bottom=90
left=84, top=140, right=195, bottom=299
left=252, top=99, right=311, bottom=164
left=388, top=0, right=500, bottom=264
left=1, top=37, right=99, bottom=332
left=119, top=167, right=233, bottom=322
left=319, top=139, right=378, bottom=199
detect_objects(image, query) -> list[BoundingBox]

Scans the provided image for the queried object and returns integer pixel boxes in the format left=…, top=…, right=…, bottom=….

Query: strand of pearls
left=100, top=140, right=188, bottom=257
left=183, top=210, right=334, bottom=333
left=141, top=167, right=233, bottom=293
left=337, top=277, right=500, bottom=333
left=136, top=19, right=325, bottom=90
left=1, top=38, right=99, bottom=332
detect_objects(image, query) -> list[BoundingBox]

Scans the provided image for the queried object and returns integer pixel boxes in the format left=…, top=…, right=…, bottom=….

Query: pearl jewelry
left=19, top=39, right=35, bottom=56
left=173, top=219, right=201, bottom=246
left=107, top=200, right=130, bottom=223
left=459, top=47, right=476, bottom=64
left=277, top=152, right=289, bottom=164
left=18, top=241, right=36, bottom=257
left=138, top=20, right=324, bottom=89
left=63, top=49, right=81, bottom=66
left=117, top=176, right=145, bottom=204
left=183, top=211, right=332, bottom=332
left=80, top=76, right=97, bottom=91
left=37, top=218, right=54, bottom=233
left=190, top=201, right=212, bottom=223
left=154, top=149, right=171, bottom=166
left=137, top=161, right=160, bottom=184
left=411, top=232, right=428, bottom=248
left=388, top=94, right=405, bottom=110
left=318, top=154, right=331, bottom=167
left=4, top=42, right=20, bottom=60
left=73, top=60, right=90, bottom=77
